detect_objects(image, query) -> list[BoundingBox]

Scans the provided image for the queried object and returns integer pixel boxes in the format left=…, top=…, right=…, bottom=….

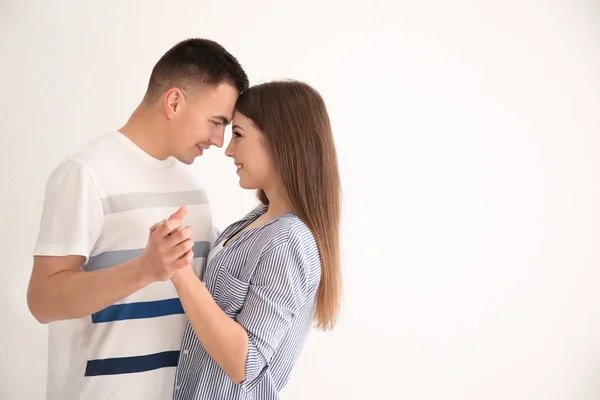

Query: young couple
left=26, top=38, right=341, bottom=400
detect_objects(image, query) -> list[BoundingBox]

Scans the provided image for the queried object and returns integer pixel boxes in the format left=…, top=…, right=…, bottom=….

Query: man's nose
left=211, top=133, right=224, bottom=148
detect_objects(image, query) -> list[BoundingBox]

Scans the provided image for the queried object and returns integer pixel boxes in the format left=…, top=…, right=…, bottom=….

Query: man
left=26, top=38, right=248, bottom=400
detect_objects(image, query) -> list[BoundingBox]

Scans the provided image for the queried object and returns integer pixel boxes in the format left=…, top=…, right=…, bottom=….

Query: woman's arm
left=171, top=240, right=307, bottom=387
left=171, top=266, right=248, bottom=384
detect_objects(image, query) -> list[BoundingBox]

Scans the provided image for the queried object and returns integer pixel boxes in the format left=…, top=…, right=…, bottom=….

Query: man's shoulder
left=42, top=132, right=120, bottom=186
left=66, top=131, right=121, bottom=166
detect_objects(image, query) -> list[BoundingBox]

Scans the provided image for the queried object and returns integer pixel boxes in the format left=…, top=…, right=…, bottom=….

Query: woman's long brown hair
left=235, top=80, right=341, bottom=330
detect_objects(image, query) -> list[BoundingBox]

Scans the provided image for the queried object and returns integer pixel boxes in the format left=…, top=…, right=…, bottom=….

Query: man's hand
left=27, top=205, right=195, bottom=324
left=139, top=206, right=194, bottom=282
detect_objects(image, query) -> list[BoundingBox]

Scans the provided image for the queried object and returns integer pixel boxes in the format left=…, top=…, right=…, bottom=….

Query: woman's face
left=225, top=111, right=276, bottom=191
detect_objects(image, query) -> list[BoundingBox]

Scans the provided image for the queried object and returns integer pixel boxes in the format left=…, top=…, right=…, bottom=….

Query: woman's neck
left=261, top=187, right=292, bottom=218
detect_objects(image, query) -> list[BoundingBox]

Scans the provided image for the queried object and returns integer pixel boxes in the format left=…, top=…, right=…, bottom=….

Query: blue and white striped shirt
left=173, top=204, right=321, bottom=400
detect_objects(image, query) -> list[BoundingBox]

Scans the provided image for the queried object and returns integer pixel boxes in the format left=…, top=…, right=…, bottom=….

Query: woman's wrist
left=171, top=264, right=196, bottom=285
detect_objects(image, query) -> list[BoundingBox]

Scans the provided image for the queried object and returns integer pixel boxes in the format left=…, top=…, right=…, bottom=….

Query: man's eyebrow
left=212, top=115, right=230, bottom=125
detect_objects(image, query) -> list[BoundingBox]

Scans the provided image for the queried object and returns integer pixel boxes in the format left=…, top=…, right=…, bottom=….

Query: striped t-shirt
left=174, top=204, right=321, bottom=400
left=33, top=131, right=216, bottom=400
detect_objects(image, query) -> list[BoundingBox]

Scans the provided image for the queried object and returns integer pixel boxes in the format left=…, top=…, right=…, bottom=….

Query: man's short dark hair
left=144, top=38, right=249, bottom=103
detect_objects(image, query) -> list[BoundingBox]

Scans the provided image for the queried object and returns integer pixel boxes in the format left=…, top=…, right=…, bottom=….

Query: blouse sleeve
left=234, top=240, right=308, bottom=391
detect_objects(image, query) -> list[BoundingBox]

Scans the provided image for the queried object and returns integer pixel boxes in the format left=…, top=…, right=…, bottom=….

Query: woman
left=170, top=80, right=341, bottom=399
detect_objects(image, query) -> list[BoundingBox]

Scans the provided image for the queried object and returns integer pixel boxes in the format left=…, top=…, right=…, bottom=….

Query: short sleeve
left=235, top=240, right=307, bottom=391
left=33, top=159, right=104, bottom=261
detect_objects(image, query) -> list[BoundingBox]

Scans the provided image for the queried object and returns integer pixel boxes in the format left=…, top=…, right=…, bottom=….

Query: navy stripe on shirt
left=85, top=350, right=180, bottom=376
left=91, top=298, right=184, bottom=323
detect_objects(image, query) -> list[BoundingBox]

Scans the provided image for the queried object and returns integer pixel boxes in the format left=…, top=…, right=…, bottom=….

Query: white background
left=1, top=1, right=600, bottom=399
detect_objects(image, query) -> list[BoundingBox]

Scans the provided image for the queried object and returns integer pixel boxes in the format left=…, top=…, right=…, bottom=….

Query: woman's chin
left=238, top=179, right=256, bottom=190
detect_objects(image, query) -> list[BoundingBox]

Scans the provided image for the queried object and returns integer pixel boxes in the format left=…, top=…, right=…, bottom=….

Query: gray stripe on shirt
left=83, top=241, right=211, bottom=271
left=101, top=190, right=209, bottom=215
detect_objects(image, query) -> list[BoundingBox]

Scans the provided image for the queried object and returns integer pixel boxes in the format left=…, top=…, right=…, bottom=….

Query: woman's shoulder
left=255, top=216, right=321, bottom=286
left=221, top=204, right=318, bottom=256
left=256, top=213, right=318, bottom=256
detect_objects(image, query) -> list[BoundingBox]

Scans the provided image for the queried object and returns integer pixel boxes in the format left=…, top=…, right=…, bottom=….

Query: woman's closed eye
left=232, top=130, right=242, bottom=138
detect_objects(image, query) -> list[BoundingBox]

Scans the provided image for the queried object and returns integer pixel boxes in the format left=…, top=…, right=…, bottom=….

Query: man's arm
left=27, top=212, right=194, bottom=324
left=28, top=255, right=147, bottom=323
left=28, top=158, right=195, bottom=324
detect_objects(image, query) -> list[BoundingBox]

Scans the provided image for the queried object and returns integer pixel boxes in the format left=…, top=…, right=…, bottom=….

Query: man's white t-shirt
left=33, top=131, right=216, bottom=400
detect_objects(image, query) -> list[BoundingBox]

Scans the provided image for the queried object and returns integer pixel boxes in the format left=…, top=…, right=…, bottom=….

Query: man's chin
left=174, top=155, right=196, bottom=165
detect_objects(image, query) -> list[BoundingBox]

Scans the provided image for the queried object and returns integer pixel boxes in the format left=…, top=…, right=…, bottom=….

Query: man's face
left=166, top=82, right=239, bottom=164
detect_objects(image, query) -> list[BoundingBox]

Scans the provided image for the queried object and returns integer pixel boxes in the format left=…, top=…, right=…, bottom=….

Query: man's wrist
left=126, top=255, right=154, bottom=288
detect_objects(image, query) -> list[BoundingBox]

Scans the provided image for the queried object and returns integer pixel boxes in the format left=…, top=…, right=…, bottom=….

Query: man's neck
left=119, top=106, right=170, bottom=160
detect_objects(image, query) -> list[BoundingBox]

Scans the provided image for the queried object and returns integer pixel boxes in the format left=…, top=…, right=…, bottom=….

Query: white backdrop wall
left=1, top=1, right=600, bottom=399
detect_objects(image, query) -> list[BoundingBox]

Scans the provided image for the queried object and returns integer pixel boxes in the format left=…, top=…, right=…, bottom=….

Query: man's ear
left=164, top=88, right=185, bottom=119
